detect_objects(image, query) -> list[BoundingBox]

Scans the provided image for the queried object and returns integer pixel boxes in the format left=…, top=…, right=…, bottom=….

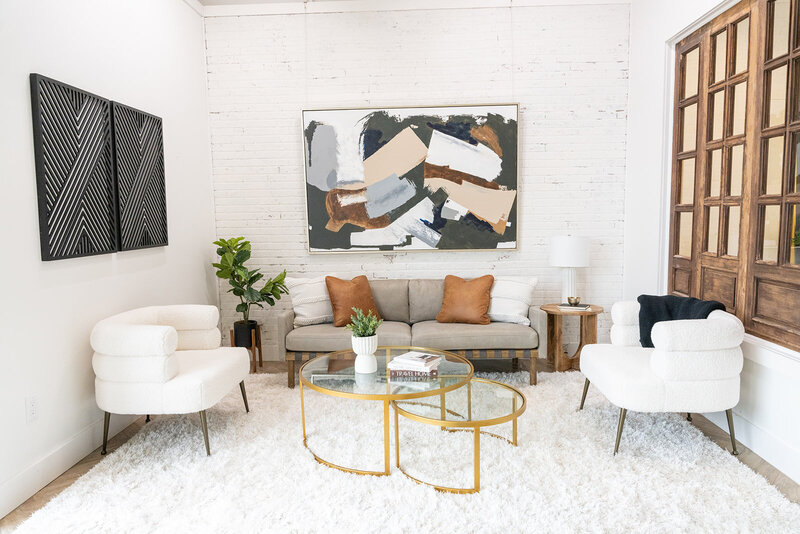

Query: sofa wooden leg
left=145, top=414, right=150, bottom=423
left=614, top=408, right=627, bottom=455
left=240, top=381, right=250, bottom=413
left=101, top=412, right=110, bottom=455
left=579, top=378, right=590, bottom=410
left=199, top=410, right=211, bottom=456
left=529, top=358, right=537, bottom=386
left=726, top=409, right=739, bottom=456
left=288, top=360, right=295, bottom=389
left=686, top=412, right=692, bottom=421
left=512, top=357, right=519, bottom=371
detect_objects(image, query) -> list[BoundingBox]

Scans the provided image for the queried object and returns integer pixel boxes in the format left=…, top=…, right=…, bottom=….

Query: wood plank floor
left=2, top=360, right=797, bottom=531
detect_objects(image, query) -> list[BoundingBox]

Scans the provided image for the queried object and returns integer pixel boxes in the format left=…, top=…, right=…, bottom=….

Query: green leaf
left=245, top=287, right=261, bottom=303
left=232, top=287, right=245, bottom=297
left=215, top=270, right=231, bottom=279
left=263, top=296, right=275, bottom=306
left=235, top=302, right=248, bottom=314
left=221, top=253, right=234, bottom=267
left=235, top=249, right=251, bottom=263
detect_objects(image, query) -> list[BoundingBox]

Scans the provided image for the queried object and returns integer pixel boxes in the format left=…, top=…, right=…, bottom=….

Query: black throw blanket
left=637, top=294, right=725, bottom=348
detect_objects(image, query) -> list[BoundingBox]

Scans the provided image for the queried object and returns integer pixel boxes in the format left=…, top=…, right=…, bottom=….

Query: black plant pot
left=233, top=320, right=258, bottom=348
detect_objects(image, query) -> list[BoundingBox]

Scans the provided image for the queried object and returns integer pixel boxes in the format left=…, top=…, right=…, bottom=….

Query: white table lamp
left=549, top=236, right=589, bottom=303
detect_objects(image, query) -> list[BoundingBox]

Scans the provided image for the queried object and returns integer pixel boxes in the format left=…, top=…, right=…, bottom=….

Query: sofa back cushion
left=370, top=279, right=410, bottom=323
left=285, top=275, right=334, bottom=327
left=436, top=275, right=494, bottom=325
left=409, top=279, right=445, bottom=324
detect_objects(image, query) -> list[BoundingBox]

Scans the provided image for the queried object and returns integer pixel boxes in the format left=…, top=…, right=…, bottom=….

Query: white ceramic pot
left=352, top=334, right=378, bottom=374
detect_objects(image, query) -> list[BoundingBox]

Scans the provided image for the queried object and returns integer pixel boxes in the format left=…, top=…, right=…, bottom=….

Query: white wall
left=0, top=0, right=215, bottom=517
left=627, top=0, right=800, bottom=484
left=204, top=3, right=631, bottom=356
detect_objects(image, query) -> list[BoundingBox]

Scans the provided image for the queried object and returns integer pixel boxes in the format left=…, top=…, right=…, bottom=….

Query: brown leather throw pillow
left=325, top=275, right=382, bottom=327
left=436, top=275, right=494, bottom=325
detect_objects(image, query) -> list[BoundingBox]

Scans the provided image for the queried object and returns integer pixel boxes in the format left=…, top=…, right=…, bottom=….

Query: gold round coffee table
left=392, top=378, right=526, bottom=493
left=298, top=346, right=473, bottom=476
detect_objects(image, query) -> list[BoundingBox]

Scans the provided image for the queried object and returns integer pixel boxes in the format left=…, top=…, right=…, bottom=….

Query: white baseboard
left=0, top=413, right=136, bottom=519
left=703, top=410, right=800, bottom=485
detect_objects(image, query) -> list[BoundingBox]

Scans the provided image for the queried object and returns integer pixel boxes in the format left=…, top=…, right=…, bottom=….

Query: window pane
left=768, top=0, right=790, bottom=60
left=680, top=158, right=695, bottom=204
left=713, top=30, right=727, bottom=83
left=731, top=81, right=747, bottom=135
left=794, top=133, right=800, bottom=192
left=682, top=104, right=697, bottom=152
left=733, top=18, right=749, bottom=74
left=710, top=91, right=724, bottom=141
left=707, top=205, right=720, bottom=254
left=678, top=212, right=693, bottom=257
left=727, top=205, right=741, bottom=256
left=730, top=144, right=744, bottom=196
left=762, top=205, right=781, bottom=262
left=683, top=48, right=699, bottom=99
left=767, top=65, right=788, bottom=128
left=794, top=58, right=800, bottom=122
left=709, top=149, right=722, bottom=197
left=764, top=136, right=785, bottom=195
left=790, top=205, right=800, bottom=265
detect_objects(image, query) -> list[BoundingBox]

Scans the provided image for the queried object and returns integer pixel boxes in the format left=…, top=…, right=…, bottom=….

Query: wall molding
left=0, top=414, right=135, bottom=519
left=202, top=0, right=630, bottom=17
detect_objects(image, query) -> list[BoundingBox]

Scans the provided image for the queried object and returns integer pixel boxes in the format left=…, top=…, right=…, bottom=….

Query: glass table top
left=299, top=346, right=472, bottom=399
left=393, top=378, right=526, bottom=426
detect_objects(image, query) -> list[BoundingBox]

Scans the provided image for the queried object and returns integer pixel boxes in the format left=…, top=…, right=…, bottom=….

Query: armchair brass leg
left=726, top=409, right=739, bottom=456
left=239, top=381, right=250, bottom=413
left=579, top=378, right=590, bottom=410
left=101, top=412, right=110, bottom=455
left=614, top=408, right=627, bottom=455
left=199, top=410, right=211, bottom=456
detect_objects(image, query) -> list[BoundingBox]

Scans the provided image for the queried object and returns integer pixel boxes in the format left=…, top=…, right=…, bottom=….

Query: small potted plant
left=346, top=307, right=382, bottom=374
left=212, top=237, right=288, bottom=347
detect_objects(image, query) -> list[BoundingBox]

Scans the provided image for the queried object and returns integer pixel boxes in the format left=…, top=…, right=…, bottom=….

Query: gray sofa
left=276, top=279, right=540, bottom=387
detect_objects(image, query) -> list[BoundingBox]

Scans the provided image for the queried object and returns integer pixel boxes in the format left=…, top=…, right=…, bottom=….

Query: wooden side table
left=540, top=304, right=604, bottom=372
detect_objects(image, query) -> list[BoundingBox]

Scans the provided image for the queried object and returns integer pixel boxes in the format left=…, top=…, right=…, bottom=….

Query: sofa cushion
left=326, top=275, right=381, bottom=326
left=411, top=321, right=538, bottom=350
left=370, top=279, right=410, bottom=323
left=409, top=279, right=444, bottom=323
left=489, top=276, right=537, bottom=326
left=285, top=275, right=334, bottom=327
left=286, top=321, right=411, bottom=352
left=437, top=274, right=494, bottom=325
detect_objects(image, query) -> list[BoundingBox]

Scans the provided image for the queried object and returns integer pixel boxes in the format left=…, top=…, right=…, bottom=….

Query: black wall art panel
left=111, top=103, right=168, bottom=251
left=30, top=74, right=118, bottom=260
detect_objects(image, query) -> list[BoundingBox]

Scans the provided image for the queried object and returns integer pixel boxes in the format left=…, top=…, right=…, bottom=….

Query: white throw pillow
left=285, top=276, right=334, bottom=327
left=488, top=276, right=537, bottom=326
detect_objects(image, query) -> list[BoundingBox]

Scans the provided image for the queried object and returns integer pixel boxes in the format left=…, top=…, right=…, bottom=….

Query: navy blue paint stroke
left=360, top=129, right=388, bottom=160
left=427, top=121, right=478, bottom=145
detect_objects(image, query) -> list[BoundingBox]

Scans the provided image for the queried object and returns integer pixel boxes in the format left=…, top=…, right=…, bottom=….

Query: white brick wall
left=204, top=4, right=630, bottom=359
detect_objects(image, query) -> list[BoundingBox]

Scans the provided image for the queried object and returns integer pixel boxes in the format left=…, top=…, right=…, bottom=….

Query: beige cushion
left=285, top=275, right=334, bottom=327
left=411, top=320, right=538, bottom=350
left=286, top=321, right=411, bottom=352
left=409, top=279, right=444, bottom=323
left=370, top=279, right=410, bottom=323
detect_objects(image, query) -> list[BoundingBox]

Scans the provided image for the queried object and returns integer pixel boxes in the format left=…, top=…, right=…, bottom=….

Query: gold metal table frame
left=298, top=346, right=474, bottom=477
left=392, top=378, right=527, bottom=494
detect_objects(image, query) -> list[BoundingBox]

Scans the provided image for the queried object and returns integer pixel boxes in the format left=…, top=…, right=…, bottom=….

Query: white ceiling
left=198, top=0, right=330, bottom=5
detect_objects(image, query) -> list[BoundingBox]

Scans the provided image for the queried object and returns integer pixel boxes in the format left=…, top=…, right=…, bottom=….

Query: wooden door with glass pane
left=746, top=0, right=800, bottom=347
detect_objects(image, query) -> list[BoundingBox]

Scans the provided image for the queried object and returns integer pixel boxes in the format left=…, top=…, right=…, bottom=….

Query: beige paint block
left=425, top=178, right=516, bottom=226
left=363, top=127, right=427, bottom=185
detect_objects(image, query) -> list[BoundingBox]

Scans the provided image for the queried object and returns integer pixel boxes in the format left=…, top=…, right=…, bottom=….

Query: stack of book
left=557, top=303, right=591, bottom=311
left=387, top=351, right=441, bottom=380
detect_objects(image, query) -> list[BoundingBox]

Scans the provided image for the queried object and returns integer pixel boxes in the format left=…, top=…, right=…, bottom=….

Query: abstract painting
left=30, top=74, right=118, bottom=260
left=111, top=102, right=168, bottom=250
left=302, top=104, right=518, bottom=252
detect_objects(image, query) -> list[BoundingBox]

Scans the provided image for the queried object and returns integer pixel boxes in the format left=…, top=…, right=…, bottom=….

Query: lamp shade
left=549, top=236, right=589, bottom=267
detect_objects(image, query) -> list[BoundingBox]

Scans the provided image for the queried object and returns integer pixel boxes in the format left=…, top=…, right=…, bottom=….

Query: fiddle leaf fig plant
left=212, top=237, right=288, bottom=322
left=345, top=307, right=382, bottom=338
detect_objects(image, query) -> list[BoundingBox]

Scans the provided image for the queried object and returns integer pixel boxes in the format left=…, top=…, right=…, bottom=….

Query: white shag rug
left=14, top=371, right=800, bottom=533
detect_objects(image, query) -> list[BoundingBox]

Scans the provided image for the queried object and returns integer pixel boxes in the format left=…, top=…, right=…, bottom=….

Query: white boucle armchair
left=91, top=305, right=250, bottom=456
left=579, top=300, right=745, bottom=455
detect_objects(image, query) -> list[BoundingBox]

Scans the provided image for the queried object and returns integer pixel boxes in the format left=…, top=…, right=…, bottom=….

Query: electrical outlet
left=25, top=396, right=39, bottom=423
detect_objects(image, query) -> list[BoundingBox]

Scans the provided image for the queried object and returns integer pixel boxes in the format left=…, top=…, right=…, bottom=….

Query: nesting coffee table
left=298, top=346, right=526, bottom=492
